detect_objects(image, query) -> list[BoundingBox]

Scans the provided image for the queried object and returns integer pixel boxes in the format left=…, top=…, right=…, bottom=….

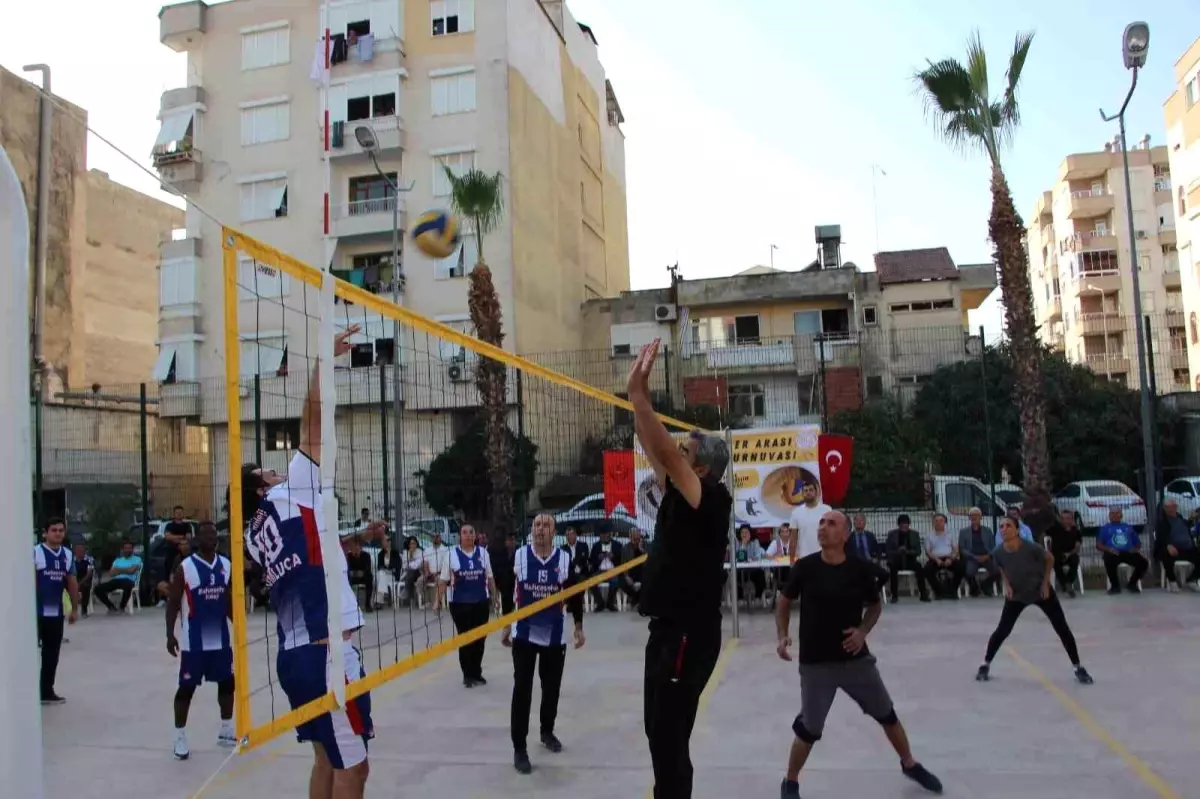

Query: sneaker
left=463, top=677, right=476, bottom=688
left=474, top=675, right=487, bottom=686
left=540, top=732, right=563, bottom=753
left=779, top=778, right=801, bottom=798
left=218, top=722, right=237, bottom=748
left=902, top=762, right=944, bottom=794
left=1127, top=583, right=1142, bottom=594
left=173, top=730, right=190, bottom=761
left=1168, top=583, right=1180, bottom=593
left=975, top=665, right=990, bottom=682
left=919, top=595, right=932, bottom=603
left=1107, top=587, right=1121, bottom=596
left=514, top=749, right=533, bottom=775
left=40, top=693, right=66, bottom=705
left=1074, top=666, right=1094, bottom=685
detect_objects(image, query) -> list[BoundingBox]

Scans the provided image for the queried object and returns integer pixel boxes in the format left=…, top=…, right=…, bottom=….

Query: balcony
left=159, top=1, right=206, bottom=52
left=1077, top=311, right=1125, bottom=335
left=153, top=146, right=202, bottom=193
left=1160, top=228, right=1177, bottom=247
left=328, top=116, right=406, bottom=160
left=1169, top=346, right=1189, bottom=370
left=1074, top=271, right=1121, bottom=295
left=330, top=196, right=407, bottom=242
left=1045, top=296, right=1062, bottom=323
left=1166, top=304, right=1185, bottom=326
left=1033, top=190, right=1053, bottom=223
left=703, top=339, right=795, bottom=371
left=1155, top=178, right=1173, bottom=206
left=1085, top=351, right=1131, bottom=374
left=1060, top=152, right=1113, bottom=181
left=1066, top=188, right=1114, bottom=219
left=1164, top=268, right=1182, bottom=289
left=1066, top=231, right=1117, bottom=252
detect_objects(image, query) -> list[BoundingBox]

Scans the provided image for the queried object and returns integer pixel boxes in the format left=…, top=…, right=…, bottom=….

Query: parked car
left=126, top=519, right=202, bottom=604
left=1162, top=476, right=1200, bottom=519
left=1053, top=481, right=1146, bottom=531
left=989, top=483, right=1028, bottom=511
left=554, top=493, right=637, bottom=531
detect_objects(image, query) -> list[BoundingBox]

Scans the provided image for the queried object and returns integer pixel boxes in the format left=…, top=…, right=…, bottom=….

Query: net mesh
left=221, top=228, right=699, bottom=751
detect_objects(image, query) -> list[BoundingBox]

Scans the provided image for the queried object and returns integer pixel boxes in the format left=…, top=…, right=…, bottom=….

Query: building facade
left=1026, top=141, right=1185, bottom=391
left=0, top=66, right=185, bottom=392
left=1165, top=36, right=1200, bottom=390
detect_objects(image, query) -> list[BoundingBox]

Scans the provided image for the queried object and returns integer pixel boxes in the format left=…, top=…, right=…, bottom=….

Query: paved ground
left=44, top=589, right=1198, bottom=798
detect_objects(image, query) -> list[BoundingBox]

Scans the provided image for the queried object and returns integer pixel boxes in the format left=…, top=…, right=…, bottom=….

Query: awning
left=153, top=346, right=177, bottom=382
left=241, top=338, right=286, bottom=377
left=267, top=182, right=288, bottom=214
left=154, top=110, right=193, bottom=150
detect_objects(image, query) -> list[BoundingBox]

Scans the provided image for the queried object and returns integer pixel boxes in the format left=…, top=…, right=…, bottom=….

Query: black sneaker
left=779, top=778, right=801, bottom=798
left=902, top=762, right=943, bottom=794
left=1127, top=583, right=1142, bottom=594
left=975, top=665, right=990, bottom=682
left=40, top=693, right=66, bottom=705
left=514, top=749, right=532, bottom=775
left=463, top=677, right=476, bottom=688
left=474, top=676, right=487, bottom=686
left=920, top=595, right=932, bottom=603
left=1074, top=666, right=1094, bottom=685
left=540, top=732, right=563, bottom=753
left=1107, top=587, right=1121, bottom=595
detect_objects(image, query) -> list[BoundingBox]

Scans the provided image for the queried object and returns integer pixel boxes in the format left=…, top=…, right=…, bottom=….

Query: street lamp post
left=1100, top=22, right=1157, bottom=528
left=354, top=125, right=414, bottom=533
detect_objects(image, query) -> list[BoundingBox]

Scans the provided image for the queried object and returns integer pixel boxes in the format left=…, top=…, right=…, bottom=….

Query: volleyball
left=411, top=210, right=461, bottom=258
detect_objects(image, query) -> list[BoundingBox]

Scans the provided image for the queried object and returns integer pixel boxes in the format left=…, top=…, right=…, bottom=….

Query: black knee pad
left=217, top=678, right=235, bottom=697
left=874, top=708, right=899, bottom=727
left=791, top=715, right=821, bottom=744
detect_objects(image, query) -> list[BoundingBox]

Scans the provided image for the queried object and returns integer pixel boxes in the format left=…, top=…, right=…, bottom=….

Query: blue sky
left=2, top=1, right=1198, bottom=338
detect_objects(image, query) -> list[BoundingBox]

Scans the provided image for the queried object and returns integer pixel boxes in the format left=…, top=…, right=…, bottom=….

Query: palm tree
left=915, top=31, right=1051, bottom=497
left=444, top=167, right=514, bottom=536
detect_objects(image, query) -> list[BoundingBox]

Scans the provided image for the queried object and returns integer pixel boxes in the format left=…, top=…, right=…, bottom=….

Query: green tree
left=914, top=31, right=1051, bottom=496
left=828, top=399, right=938, bottom=507
left=444, top=168, right=515, bottom=534
left=423, top=418, right=539, bottom=521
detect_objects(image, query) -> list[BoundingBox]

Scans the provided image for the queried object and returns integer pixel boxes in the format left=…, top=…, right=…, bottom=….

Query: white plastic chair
left=1107, top=562, right=1136, bottom=591
left=1161, top=561, right=1196, bottom=590
left=126, top=563, right=145, bottom=614
left=959, top=567, right=999, bottom=598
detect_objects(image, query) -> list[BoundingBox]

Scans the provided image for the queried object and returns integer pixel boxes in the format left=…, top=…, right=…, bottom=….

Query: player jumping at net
left=975, top=515, right=1094, bottom=685
left=242, top=325, right=381, bottom=799
left=166, top=521, right=235, bottom=759
left=503, top=512, right=586, bottom=775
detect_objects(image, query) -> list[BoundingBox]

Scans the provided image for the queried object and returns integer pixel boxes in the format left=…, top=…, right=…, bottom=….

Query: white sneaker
left=1168, top=583, right=1180, bottom=593
left=218, top=722, right=237, bottom=748
left=173, top=729, right=190, bottom=761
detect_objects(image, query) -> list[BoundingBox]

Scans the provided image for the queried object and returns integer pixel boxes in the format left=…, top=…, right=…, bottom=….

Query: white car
left=1054, top=480, right=1146, bottom=530
left=1162, top=476, right=1200, bottom=519
left=989, top=483, right=1028, bottom=510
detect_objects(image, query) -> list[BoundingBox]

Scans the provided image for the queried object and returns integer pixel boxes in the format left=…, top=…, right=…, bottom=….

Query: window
left=865, top=375, right=884, bottom=398
left=612, top=343, right=632, bottom=356
left=375, top=337, right=396, bottom=366
left=796, top=375, right=818, bottom=415
left=729, top=383, right=766, bottom=418
left=897, top=374, right=932, bottom=385
left=239, top=335, right=287, bottom=377
left=431, top=0, right=474, bottom=36
left=1078, top=250, right=1118, bottom=273
left=240, top=100, right=290, bottom=146
left=350, top=343, right=375, bottom=368
left=862, top=305, right=878, bottom=326
left=153, top=348, right=177, bottom=384
left=1188, top=79, right=1197, bottom=108
left=431, top=70, right=476, bottom=116
left=1140, top=291, right=1155, bottom=313
left=793, top=310, right=820, bottom=337
left=239, top=177, right=288, bottom=221
left=348, top=173, right=396, bottom=205
left=432, top=150, right=475, bottom=196
left=242, top=24, right=290, bottom=71
left=160, top=259, right=197, bottom=307
left=435, top=230, right=479, bottom=278
left=944, top=482, right=1001, bottom=517
left=347, top=19, right=371, bottom=37
left=724, top=315, right=760, bottom=345
left=264, top=419, right=300, bottom=452
left=340, top=73, right=399, bottom=122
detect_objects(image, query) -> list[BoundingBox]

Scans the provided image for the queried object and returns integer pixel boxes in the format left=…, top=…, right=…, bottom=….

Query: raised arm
left=299, top=325, right=359, bottom=466
left=628, top=340, right=702, bottom=508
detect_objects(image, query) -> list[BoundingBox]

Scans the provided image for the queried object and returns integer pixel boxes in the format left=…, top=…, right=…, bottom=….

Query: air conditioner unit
left=1136, top=229, right=1147, bottom=239
left=654, top=303, right=677, bottom=321
left=448, top=362, right=471, bottom=383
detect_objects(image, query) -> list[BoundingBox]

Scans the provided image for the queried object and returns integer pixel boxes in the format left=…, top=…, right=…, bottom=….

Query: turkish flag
left=818, top=434, right=854, bottom=506
left=603, top=450, right=636, bottom=517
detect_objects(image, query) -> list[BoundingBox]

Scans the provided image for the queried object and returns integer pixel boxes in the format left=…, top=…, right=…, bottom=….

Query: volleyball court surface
left=44, top=592, right=1195, bottom=798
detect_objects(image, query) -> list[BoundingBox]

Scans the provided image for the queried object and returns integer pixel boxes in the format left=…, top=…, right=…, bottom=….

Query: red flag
left=603, top=450, right=636, bottom=517
left=818, top=434, right=854, bottom=506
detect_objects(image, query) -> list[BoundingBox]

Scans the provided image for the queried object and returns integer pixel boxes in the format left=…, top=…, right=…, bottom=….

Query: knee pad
left=874, top=708, right=899, bottom=727
left=791, top=715, right=821, bottom=744
left=218, top=678, right=235, bottom=697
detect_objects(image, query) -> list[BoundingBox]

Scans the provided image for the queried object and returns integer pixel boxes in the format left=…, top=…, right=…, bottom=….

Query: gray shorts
left=793, top=655, right=895, bottom=742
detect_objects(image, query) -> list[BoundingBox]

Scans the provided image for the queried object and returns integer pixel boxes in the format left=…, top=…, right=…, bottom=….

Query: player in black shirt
left=629, top=339, right=733, bottom=799
left=776, top=509, right=943, bottom=798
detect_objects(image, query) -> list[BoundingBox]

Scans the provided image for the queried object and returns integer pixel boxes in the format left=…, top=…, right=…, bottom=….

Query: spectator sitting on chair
left=562, top=526, right=590, bottom=577
left=1006, top=506, right=1035, bottom=542
left=1155, top=499, right=1200, bottom=592
left=922, top=513, right=962, bottom=599
left=735, top=524, right=766, bottom=601
left=401, top=536, right=427, bottom=607
left=958, top=508, right=997, bottom=597
left=885, top=514, right=930, bottom=602
left=95, top=540, right=142, bottom=613
left=847, top=513, right=888, bottom=591
left=1044, top=509, right=1083, bottom=598
left=376, top=533, right=401, bottom=607
left=1097, top=507, right=1148, bottom=594
left=72, top=541, right=95, bottom=617
left=589, top=529, right=622, bottom=611
left=620, top=528, right=647, bottom=604
left=344, top=535, right=375, bottom=612
left=766, top=523, right=795, bottom=559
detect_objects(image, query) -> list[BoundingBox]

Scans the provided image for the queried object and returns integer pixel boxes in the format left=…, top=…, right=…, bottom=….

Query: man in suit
left=589, top=529, right=623, bottom=611
left=846, top=513, right=889, bottom=592
left=561, top=526, right=590, bottom=578
left=957, top=508, right=997, bottom=597
left=884, top=514, right=930, bottom=602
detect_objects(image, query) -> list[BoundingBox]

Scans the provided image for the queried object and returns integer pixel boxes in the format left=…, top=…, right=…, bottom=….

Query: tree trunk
left=988, top=165, right=1051, bottom=495
left=467, top=260, right=515, bottom=536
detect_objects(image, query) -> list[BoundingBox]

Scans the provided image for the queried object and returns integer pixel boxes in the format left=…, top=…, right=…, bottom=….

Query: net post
left=222, top=232, right=253, bottom=740
left=725, top=426, right=739, bottom=639
left=0, top=143, right=44, bottom=799
left=317, top=269, right=346, bottom=707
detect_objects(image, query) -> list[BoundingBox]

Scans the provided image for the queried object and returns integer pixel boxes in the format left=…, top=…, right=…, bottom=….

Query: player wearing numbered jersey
left=166, top=521, right=235, bottom=760
left=503, top=513, right=586, bottom=775
left=435, top=524, right=499, bottom=687
left=34, top=517, right=80, bottom=704
left=239, top=326, right=378, bottom=799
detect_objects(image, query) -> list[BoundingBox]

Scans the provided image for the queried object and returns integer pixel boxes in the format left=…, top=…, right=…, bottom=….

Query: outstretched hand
left=625, top=339, right=660, bottom=399
left=334, top=325, right=362, bottom=357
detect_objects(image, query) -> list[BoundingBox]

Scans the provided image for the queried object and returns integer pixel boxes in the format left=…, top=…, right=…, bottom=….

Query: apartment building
left=1165, top=36, right=1200, bottom=391
left=579, top=232, right=997, bottom=428
left=0, top=66, right=184, bottom=392
left=152, top=0, right=630, bottom=519
left=1026, top=141, right=1186, bottom=391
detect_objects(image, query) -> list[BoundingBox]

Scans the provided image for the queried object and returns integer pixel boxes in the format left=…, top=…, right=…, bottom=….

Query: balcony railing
left=1071, top=188, right=1110, bottom=198
left=1155, top=179, right=1172, bottom=192
left=341, top=196, right=400, bottom=218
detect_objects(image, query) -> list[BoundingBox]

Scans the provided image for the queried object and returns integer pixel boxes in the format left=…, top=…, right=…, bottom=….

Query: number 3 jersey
left=246, top=452, right=364, bottom=649
left=179, top=553, right=232, bottom=652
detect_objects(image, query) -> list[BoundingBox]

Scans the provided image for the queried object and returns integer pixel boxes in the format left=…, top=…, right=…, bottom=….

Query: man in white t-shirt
left=788, top=481, right=832, bottom=559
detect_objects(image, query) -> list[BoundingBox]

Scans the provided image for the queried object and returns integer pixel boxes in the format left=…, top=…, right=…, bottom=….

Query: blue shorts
left=179, top=648, right=234, bottom=688
left=277, top=643, right=373, bottom=769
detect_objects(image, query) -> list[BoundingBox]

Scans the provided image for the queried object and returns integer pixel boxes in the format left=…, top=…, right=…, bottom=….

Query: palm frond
left=964, top=30, right=991, bottom=104
left=914, top=58, right=989, bottom=157
left=444, top=167, right=505, bottom=261
left=1000, top=31, right=1035, bottom=126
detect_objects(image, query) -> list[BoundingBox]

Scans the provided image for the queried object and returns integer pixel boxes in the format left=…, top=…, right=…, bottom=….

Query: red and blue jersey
left=246, top=453, right=363, bottom=650
left=33, top=543, right=73, bottom=618
left=179, top=553, right=232, bottom=652
left=512, top=546, right=571, bottom=646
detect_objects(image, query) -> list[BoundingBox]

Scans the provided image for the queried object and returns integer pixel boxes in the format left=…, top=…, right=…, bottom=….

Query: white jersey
left=789, top=503, right=832, bottom=559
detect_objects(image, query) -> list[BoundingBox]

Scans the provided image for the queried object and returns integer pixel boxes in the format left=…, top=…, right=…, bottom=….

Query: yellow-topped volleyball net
left=223, top=226, right=707, bottom=753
